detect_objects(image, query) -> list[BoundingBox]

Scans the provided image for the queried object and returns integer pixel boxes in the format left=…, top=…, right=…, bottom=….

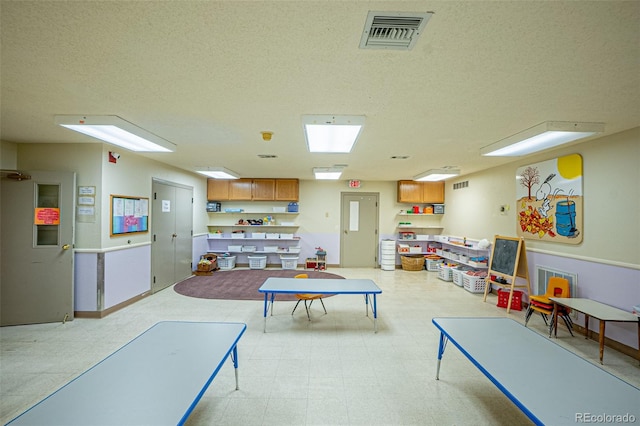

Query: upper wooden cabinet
left=229, top=179, right=253, bottom=200
left=251, top=179, right=275, bottom=200
left=396, top=180, right=423, bottom=203
left=207, top=179, right=229, bottom=201
left=422, top=182, right=445, bottom=203
left=207, top=178, right=299, bottom=201
left=397, top=180, right=445, bottom=204
left=275, top=179, right=299, bottom=201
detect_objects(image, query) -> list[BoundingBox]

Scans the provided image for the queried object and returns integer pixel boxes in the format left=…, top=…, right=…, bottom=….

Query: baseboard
left=570, top=324, right=639, bottom=361
left=75, top=292, right=150, bottom=319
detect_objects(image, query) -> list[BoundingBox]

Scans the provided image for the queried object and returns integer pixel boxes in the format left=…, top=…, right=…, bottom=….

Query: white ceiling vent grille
left=359, top=11, right=433, bottom=50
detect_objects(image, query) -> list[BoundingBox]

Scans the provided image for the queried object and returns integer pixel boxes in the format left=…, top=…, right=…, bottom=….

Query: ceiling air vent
left=359, top=11, right=433, bottom=50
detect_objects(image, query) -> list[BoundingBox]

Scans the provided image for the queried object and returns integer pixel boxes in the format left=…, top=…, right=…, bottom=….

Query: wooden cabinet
left=208, top=178, right=299, bottom=201
left=229, top=179, right=252, bottom=200
left=207, top=179, right=229, bottom=201
left=275, top=179, right=299, bottom=201
left=397, top=180, right=444, bottom=203
left=397, top=181, right=424, bottom=203
left=252, top=179, right=275, bottom=200
left=423, top=182, right=444, bottom=203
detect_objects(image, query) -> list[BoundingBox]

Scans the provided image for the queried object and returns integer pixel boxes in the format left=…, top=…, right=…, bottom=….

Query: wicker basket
left=401, top=255, right=425, bottom=271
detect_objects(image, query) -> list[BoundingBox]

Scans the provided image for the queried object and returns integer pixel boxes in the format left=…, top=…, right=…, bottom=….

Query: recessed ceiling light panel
left=303, top=115, right=365, bottom=153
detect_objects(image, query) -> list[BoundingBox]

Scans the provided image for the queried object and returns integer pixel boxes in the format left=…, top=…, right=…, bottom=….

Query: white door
left=340, top=192, right=379, bottom=268
left=1, top=171, right=76, bottom=326
left=150, top=179, right=193, bottom=293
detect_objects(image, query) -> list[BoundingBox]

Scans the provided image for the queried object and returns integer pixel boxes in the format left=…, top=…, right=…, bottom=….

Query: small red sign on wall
left=34, top=208, right=60, bottom=225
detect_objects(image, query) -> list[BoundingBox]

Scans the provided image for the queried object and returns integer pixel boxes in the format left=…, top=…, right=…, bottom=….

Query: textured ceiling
left=1, top=1, right=639, bottom=181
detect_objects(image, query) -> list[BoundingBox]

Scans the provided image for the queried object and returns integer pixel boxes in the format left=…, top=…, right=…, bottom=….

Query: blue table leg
left=231, top=345, right=239, bottom=390
left=263, top=293, right=269, bottom=333
left=364, top=294, right=369, bottom=317
left=436, top=331, right=449, bottom=380
left=372, top=294, right=378, bottom=333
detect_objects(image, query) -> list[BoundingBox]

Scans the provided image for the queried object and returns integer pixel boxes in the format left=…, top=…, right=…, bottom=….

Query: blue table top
left=432, top=317, right=640, bottom=426
left=258, top=277, right=382, bottom=294
left=7, top=321, right=246, bottom=426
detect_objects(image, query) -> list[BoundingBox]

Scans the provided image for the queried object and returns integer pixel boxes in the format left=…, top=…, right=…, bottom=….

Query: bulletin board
left=110, top=195, right=149, bottom=236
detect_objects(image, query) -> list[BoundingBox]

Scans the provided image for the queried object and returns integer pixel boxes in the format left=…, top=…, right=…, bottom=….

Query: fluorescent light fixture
left=55, top=115, right=176, bottom=152
left=313, top=167, right=344, bottom=180
left=480, top=121, right=604, bottom=157
left=196, top=167, right=239, bottom=179
left=414, top=169, right=460, bottom=182
left=303, top=115, right=365, bottom=153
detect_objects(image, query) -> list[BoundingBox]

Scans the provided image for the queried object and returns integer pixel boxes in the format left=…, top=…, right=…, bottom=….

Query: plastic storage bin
left=218, top=256, right=236, bottom=270
left=462, top=274, right=487, bottom=293
left=438, top=265, right=457, bottom=282
left=497, top=289, right=523, bottom=311
left=426, top=258, right=443, bottom=271
left=280, top=256, right=299, bottom=270
left=248, top=256, right=267, bottom=269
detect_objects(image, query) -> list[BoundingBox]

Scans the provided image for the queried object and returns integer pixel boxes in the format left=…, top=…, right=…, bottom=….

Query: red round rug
left=173, top=269, right=344, bottom=301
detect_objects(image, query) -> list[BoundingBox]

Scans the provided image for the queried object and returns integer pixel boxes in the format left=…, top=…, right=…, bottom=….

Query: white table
left=258, top=277, right=382, bottom=332
left=433, top=317, right=640, bottom=426
left=7, top=321, right=247, bottom=426
left=551, top=297, right=640, bottom=364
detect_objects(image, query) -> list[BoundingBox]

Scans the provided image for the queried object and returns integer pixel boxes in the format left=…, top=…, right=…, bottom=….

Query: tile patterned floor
left=2, top=268, right=638, bottom=425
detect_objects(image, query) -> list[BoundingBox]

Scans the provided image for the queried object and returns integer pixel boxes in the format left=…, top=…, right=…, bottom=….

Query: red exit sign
left=348, top=180, right=361, bottom=188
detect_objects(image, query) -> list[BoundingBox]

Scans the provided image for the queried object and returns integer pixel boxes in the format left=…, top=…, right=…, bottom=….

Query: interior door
left=1, top=170, right=76, bottom=326
left=340, top=192, right=379, bottom=268
left=151, top=179, right=193, bottom=293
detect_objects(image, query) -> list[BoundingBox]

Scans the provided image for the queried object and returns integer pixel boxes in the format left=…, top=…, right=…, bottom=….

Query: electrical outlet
left=500, top=204, right=510, bottom=215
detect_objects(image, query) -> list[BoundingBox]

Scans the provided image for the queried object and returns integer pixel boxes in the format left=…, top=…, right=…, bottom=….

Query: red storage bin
left=497, top=289, right=523, bottom=311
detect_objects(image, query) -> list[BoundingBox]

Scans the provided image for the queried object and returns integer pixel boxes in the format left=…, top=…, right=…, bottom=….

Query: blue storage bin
left=287, top=202, right=299, bottom=212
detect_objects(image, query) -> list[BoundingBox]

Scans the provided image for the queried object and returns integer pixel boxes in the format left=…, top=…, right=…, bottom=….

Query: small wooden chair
left=291, top=273, right=326, bottom=320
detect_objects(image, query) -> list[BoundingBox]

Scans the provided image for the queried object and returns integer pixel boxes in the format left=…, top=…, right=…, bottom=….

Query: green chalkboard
left=489, top=236, right=520, bottom=276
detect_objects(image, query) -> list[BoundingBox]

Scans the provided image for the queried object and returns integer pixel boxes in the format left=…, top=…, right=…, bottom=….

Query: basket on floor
left=280, top=256, right=299, bottom=270
left=401, top=255, right=425, bottom=271
left=248, top=255, right=267, bottom=270
left=217, top=256, right=236, bottom=270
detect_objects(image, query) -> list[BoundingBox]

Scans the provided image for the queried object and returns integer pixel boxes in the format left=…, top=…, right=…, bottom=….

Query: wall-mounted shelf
left=208, top=212, right=299, bottom=215
left=397, top=226, right=443, bottom=230
left=208, top=225, right=298, bottom=229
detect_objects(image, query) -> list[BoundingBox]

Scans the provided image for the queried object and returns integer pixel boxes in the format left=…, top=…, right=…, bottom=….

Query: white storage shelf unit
left=207, top=234, right=301, bottom=255
left=434, top=236, right=490, bottom=269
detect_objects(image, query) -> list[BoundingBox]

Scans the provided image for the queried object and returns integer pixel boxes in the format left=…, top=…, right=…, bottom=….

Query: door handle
left=62, top=244, right=71, bottom=250
left=172, top=233, right=178, bottom=238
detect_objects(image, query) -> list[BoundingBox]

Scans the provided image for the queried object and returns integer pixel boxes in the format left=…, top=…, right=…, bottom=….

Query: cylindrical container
left=555, top=200, right=577, bottom=236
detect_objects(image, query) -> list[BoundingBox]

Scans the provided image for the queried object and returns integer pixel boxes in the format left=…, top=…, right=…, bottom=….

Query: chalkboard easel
left=482, top=235, right=531, bottom=313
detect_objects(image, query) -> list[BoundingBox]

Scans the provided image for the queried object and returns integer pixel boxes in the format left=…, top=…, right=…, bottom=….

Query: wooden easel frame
left=483, top=235, right=531, bottom=313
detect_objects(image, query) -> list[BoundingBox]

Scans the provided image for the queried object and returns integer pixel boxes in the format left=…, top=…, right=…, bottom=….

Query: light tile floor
left=2, top=268, right=638, bottom=425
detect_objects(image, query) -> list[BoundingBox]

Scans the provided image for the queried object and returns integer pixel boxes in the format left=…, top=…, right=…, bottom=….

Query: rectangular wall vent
left=453, top=181, right=469, bottom=190
left=535, top=265, right=578, bottom=319
left=359, top=11, right=433, bottom=50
